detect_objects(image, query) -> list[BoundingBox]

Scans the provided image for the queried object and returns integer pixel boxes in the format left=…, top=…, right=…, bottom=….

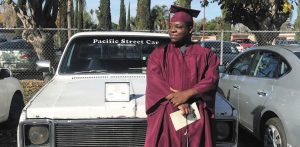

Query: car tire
left=5, top=92, right=24, bottom=128
left=263, top=117, right=287, bottom=147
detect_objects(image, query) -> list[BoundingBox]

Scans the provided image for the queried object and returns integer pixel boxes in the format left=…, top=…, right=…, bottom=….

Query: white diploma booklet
left=170, top=102, right=201, bottom=131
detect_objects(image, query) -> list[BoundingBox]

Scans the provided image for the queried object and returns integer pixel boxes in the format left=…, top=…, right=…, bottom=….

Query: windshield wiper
left=74, top=69, right=107, bottom=74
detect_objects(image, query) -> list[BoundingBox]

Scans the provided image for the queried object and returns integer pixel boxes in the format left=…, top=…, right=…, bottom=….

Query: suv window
left=232, top=39, right=253, bottom=44
left=59, top=36, right=169, bottom=74
left=201, top=41, right=239, bottom=54
left=0, top=41, right=33, bottom=50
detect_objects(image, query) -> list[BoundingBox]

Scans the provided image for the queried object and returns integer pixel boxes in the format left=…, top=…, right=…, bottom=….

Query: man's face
left=168, top=21, right=192, bottom=43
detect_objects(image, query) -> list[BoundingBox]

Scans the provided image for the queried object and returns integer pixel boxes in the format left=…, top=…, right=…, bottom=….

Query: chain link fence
left=0, top=28, right=299, bottom=98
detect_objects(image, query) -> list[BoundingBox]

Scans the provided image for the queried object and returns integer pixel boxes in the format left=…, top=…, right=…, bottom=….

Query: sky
left=86, top=0, right=222, bottom=23
left=86, top=0, right=298, bottom=24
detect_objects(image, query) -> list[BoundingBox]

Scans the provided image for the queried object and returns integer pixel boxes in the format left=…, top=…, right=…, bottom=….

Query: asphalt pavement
left=238, top=127, right=262, bottom=147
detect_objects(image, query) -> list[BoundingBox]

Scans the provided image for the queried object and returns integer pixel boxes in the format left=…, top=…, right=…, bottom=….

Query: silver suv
left=18, top=32, right=238, bottom=147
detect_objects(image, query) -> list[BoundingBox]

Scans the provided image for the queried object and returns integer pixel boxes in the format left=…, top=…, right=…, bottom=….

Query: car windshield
left=233, top=39, right=253, bottom=44
left=59, top=36, right=169, bottom=74
left=0, top=41, right=33, bottom=50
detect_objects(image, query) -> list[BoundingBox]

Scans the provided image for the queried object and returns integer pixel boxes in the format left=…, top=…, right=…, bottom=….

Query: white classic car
left=18, top=32, right=238, bottom=147
left=0, top=68, right=24, bottom=127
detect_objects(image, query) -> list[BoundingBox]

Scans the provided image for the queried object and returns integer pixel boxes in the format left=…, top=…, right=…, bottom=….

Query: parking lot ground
left=238, top=126, right=262, bottom=147
left=0, top=125, right=17, bottom=147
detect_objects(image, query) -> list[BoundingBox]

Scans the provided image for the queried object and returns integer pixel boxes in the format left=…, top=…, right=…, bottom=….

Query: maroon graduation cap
left=170, top=5, right=200, bottom=23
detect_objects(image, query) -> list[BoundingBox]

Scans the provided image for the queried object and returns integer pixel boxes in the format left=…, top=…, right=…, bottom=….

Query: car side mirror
left=36, top=60, right=51, bottom=73
left=0, top=68, right=11, bottom=79
left=218, top=65, right=226, bottom=73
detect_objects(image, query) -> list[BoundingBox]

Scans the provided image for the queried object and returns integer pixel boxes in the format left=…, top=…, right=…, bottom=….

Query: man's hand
left=166, top=87, right=198, bottom=107
left=177, top=104, right=190, bottom=116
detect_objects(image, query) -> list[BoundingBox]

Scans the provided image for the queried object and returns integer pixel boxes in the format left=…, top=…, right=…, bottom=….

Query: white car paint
left=0, top=68, right=23, bottom=123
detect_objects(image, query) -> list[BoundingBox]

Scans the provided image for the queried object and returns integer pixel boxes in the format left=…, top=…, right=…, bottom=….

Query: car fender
left=0, top=77, right=23, bottom=122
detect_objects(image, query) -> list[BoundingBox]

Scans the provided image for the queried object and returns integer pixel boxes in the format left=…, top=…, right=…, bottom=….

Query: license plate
left=3, top=63, right=16, bottom=69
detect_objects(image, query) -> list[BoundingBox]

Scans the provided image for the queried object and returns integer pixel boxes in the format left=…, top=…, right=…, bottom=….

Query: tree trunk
left=67, top=0, right=72, bottom=39
left=25, top=30, right=56, bottom=67
left=78, top=0, right=83, bottom=30
left=11, top=0, right=58, bottom=68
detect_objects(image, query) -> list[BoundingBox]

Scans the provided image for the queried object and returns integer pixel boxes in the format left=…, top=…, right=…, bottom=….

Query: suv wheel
left=263, top=117, right=287, bottom=147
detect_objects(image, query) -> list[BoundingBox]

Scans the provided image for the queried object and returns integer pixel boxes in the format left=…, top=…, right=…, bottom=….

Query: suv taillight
left=20, top=53, right=32, bottom=59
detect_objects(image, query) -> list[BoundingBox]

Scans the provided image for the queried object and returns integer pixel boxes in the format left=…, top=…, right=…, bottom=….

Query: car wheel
left=6, top=92, right=24, bottom=128
left=263, top=117, right=287, bottom=147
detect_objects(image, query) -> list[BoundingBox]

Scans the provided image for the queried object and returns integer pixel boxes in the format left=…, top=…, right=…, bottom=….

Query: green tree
left=2, top=4, right=17, bottom=28
left=203, top=0, right=295, bottom=45
left=119, top=0, right=126, bottom=31
left=175, top=0, right=191, bottom=8
left=97, top=0, right=111, bottom=30
left=83, top=10, right=96, bottom=29
left=294, top=0, right=300, bottom=39
left=130, top=16, right=136, bottom=30
left=205, top=17, right=230, bottom=31
left=16, top=0, right=23, bottom=27
left=90, top=9, right=94, bottom=19
left=57, top=0, right=68, bottom=48
left=126, top=2, right=131, bottom=31
left=14, top=0, right=24, bottom=37
left=4, top=0, right=59, bottom=66
left=136, top=0, right=151, bottom=30
left=74, top=0, right=78, bottom=29
left=150, top=5, right=168, bottom=31
left=112, top=22, right=118, bottom=30
left=77, top=0, right=85, bottom=30
left=67, top=0, right=73, bottom=39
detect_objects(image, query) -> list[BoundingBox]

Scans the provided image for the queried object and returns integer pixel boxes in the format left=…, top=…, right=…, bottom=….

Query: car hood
left=24, top=75, right=235, bottom=120
left=25, top=75, right=147, bottom=119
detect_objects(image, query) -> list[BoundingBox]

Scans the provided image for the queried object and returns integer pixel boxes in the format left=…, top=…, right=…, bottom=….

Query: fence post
left=220, top=30, right=224, bottom=65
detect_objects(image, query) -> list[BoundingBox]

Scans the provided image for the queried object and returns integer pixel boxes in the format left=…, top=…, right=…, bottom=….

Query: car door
left=219, top=51, right=258, bottom=118
left=0, top=75, right=8, bottom=119
left=237, top=51, right=281, bottom=131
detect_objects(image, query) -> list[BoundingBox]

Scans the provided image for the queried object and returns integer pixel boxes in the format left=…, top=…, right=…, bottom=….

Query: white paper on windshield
left=105, top=82, right=130, bottom=101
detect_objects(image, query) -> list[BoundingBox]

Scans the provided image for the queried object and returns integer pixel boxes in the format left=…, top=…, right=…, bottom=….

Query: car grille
left=54, top=119, right=147, bottom=147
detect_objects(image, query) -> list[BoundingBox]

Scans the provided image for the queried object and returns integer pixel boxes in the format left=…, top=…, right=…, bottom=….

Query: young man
left=145, top=5, right=220, bottom=147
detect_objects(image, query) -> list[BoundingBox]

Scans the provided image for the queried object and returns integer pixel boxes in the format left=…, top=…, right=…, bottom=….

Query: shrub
left=20, top=80, right=45, bottom=104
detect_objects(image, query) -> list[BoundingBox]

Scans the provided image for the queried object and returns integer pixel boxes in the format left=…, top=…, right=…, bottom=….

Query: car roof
left=71, top=31, right=170, bottom=39
left=279, top=45, right=300, bottom=52
left=246, top=45, right=300, bottom=53
left=201, top=40, right=232, bottom=43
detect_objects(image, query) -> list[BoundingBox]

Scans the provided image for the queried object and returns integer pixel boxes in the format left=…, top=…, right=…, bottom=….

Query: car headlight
left=105, top=82, right=130, bottom=101
left=25, top=125, right=49, bottom=146
left=216, top=121, right=235, bottom=142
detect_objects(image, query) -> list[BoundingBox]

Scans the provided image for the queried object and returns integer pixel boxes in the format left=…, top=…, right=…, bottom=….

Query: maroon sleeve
left=193, top=51, right=220, bottom=95
left=145, top=48, right=170, bottom=114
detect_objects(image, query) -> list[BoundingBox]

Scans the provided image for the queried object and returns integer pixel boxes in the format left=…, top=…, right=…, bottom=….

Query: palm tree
left=151, top=5, right=168, bottom=31
left=67, top=0, right=73, bottom=39
left=74, top=0, right=86, bottom=30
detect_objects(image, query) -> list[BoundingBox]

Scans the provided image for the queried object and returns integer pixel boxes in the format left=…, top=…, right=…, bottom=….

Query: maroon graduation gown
left=145, top=43, right=220, bottom=147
